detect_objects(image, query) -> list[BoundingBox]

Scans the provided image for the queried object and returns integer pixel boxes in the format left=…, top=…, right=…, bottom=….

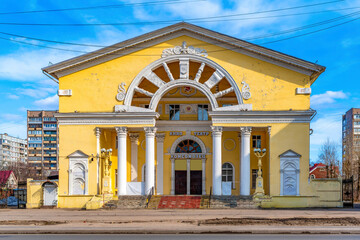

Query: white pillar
left=95, top=127, right=101, bottom=195
left=156, top=133, right=165, bottom=195
left=211, top=126, right=222, bottom=195
left=187, top=159, right=191, bottom=195
left=267, top=126, right=271, bottom=195
left=144, top=127, right=157, bottom=195
left=129, top=133, right=139, bottom=182
left=202, top=158, right=206, bottom=195
left=240, top=127, right=252, bottom=196
left=115, top=127, right=127, bottom=196
left=171, top=158, right=175, bottom=195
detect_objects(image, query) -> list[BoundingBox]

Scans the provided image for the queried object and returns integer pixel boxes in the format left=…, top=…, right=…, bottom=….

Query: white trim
left=124, top=54, right=244, bottom=109
left=170, top=134, right=207, bottom=154
left=222, top=162, right=235, bottom=190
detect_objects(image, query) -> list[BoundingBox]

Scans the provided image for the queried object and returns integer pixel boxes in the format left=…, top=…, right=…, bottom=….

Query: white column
left=202, top=158, right=206, bottom=195
left=129, top=133, right=139, bottom=182
left=156, top=133, right=165, bottom=195
left=171, top=158, right=175, bottom=195
left=144, top=127, right=157, bottom=195
left=95, top=127, right=101, bottom=195
left=240, top=127, right=252, bottom=196
left=267, top=126, right=271, bottom=195
left=187, top=159, right=191, bottom=195
left=211, top=126, right=222, bottom=195
left=115, top=127, right=127, bottom=196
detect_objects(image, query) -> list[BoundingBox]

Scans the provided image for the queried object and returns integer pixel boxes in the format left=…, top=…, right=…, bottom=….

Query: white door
left=43, top=185, right=57, bottom=206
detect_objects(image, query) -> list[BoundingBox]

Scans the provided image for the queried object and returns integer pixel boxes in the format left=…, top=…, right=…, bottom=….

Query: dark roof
left=0, top=170, right=15, bottom=185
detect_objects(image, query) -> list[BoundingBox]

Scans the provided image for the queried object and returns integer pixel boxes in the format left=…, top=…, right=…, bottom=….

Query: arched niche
left=68, top=150, right=89, bottom=195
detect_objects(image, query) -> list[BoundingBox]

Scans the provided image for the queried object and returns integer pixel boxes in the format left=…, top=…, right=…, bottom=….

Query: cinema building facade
left=42, top=23, right=342, bottom=208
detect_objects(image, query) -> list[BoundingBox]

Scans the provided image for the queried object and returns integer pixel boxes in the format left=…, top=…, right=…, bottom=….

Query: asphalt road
left=0, top=235, right=360, bottom=240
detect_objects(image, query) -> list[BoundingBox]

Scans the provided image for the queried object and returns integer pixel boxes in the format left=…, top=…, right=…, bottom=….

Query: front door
left=175, top=171, right=187, bottom=195
left=190, top=171, right=202, bottom=195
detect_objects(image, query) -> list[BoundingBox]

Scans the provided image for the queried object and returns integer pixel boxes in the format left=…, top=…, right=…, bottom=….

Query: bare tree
left=318, top=138, right=340, bottom=178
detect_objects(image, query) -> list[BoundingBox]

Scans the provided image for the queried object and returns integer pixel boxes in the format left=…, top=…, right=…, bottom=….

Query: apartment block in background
left=27, top=110, right=58, bottom=178
left=342, top=108, right=360, bottom=199
left=0, top=133, right=27, bottom=166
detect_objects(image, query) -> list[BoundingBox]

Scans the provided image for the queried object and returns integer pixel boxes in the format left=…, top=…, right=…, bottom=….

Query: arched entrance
left=173, top=139, right=204, bottom=195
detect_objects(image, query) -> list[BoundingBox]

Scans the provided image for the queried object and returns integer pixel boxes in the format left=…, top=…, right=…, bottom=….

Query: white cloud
left=311, top=90, right=348, bottom=107
left=0, top=48, right=76, bottom=81
left=1, top=114, right=24, bottom=122
left=33, top=94, right=59, bottom=110
left=7, top=94, right=19, bottom=100
left=0, top=122, right=27, bottom=139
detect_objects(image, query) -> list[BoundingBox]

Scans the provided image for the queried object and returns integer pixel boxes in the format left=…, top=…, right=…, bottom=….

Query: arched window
left=222, top=163, right=235, bottom=189
left=175, top=139, right=202, bottom=153
left=310, top=174, right=315, bottom=180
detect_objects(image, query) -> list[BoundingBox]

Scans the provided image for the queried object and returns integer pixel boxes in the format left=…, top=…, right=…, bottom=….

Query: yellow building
left=42, top=23, right=341, bottom=209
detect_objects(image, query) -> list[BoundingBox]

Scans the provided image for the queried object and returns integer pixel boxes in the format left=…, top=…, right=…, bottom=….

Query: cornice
left=209, top=110, right=316, bottom=124
left=55, top=112, right=158, bottom=126
left=42, top=22, right=325, bottom=81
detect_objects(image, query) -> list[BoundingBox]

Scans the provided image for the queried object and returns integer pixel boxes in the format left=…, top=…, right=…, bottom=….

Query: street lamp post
left=101, top=148, right=112, bottom=194
left=254, top=148, right=266, bottom=197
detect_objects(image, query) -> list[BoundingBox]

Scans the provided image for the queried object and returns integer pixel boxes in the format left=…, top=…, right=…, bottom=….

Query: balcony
left=43, top=126, right=56, bottom=131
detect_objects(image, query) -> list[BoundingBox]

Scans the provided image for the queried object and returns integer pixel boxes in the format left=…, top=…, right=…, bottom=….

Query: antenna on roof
left=48, top=61, right=53, bottom=65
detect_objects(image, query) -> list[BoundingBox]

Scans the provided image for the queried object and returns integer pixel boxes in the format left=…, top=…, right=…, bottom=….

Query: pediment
left=279, top=149, right=301, bottom=158
left=42, top=22, right=325, bottom=80
left=68, top=150, right=89, bottom=158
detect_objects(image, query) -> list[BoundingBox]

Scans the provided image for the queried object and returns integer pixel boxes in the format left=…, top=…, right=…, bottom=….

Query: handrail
left=208, top=187, right=212, bottom=208
left=145, top=186, right=154, bottom=209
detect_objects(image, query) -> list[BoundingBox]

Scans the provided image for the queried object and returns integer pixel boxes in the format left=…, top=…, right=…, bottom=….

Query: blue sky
left=0, top=0, right=359, bottom=163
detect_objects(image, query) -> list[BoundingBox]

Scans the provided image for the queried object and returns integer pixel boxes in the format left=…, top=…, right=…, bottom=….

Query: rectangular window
left=355, top=114, right=360, bottom=119
left=198, top=104, right=208, bottom=121
left=169, top=105, right=180, bottom=120
left=252, top=135, right=261, bottom=148
left=252, top=169, right=257, bottom=189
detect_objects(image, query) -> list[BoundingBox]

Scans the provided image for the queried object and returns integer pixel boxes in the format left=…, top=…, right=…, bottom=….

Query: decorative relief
left=241, top=81, right=251, bottom=100
left=180, top=86, right=197, bottom=97
left=179, top=58, right=189, bottom=79
left=204, top=70, right=225, bottom=89
left=223, top=138, right=236, bottom=151
left=116, top=82, right=126, bottom=101
left=161, top=41, right=208, bottom=58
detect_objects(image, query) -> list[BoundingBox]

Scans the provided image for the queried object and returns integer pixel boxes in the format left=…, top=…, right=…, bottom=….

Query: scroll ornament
left=116, top=82, right=126, bottom=101
left=162, top=41, right=208, bottom=58
left=241, top=81, right=251, bottom=100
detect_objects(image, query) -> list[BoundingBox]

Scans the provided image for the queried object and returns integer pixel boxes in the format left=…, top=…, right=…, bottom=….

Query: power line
left=1, top=10, right=359, bottom=52
left=1, top=7, right=360, bottom=49
left=0, top=0, right=203, bottom=15
left=0, top=0, right=345, bottom=26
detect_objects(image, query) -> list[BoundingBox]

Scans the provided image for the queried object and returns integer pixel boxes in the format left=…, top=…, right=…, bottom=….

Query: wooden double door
left=175, top=170, right=202, bottom=195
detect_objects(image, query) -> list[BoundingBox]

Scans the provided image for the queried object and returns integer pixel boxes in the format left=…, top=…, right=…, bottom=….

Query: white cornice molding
left=55, top=112, right=158, bottom=126
left=209, top=110, right=316, bottom=123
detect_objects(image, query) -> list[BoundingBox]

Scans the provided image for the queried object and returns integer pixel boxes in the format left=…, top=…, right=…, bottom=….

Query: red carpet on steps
left=157, top=196, right=201, bottom=209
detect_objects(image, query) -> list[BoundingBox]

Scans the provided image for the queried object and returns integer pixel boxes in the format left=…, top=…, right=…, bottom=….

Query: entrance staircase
left=104, top=195, right=258, bottom=209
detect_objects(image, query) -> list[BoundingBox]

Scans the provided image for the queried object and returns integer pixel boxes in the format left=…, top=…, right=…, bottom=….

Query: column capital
left=211, top=126, right=223, bottom=137
left=144, top=127, right=157, bottom=137
left=129, top=133, right=139, bottom=143
left=155, top=133, right=165, bottom=143
left=240, top=127, right=252, bottom=135
left=95, top=127, right=101, bottom=138
left=115, top=127, right=127, bottom=136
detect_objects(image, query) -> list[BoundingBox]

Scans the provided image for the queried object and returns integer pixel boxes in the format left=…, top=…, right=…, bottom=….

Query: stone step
left=117, top=195, right=147, bottom=209
left=147, top=196, right=161, bottom=209
left=209, top=196, right=258, bottom=209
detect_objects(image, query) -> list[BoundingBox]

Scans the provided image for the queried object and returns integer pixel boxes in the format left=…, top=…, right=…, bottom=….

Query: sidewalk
left=1, top=208, right=360, bottom=234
